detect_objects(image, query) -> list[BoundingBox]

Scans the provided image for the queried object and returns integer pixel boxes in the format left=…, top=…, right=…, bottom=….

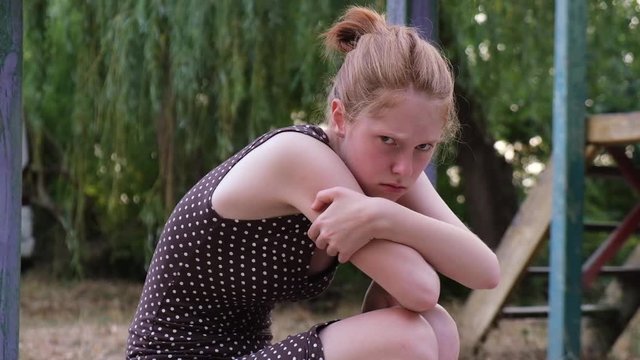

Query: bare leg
left=421, top=304, right=459, bottom=360
left=319, top=307, right=439, bottom=360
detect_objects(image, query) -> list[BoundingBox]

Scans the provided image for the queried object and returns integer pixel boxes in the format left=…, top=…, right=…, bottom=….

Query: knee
left=422, top=304, right=460, bottom=359
left=387, top=308, right=439, bottom=360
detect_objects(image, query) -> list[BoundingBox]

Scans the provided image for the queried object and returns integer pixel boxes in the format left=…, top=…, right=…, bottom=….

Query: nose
left=391, top=154, right=413, bottom=177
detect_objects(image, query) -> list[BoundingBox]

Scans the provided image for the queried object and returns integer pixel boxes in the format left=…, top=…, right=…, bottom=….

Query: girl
left=127, top=6, right=499, bottom=360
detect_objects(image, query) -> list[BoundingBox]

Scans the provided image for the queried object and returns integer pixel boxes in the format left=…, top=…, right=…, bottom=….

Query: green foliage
left=443, top=1, right=640, bottom=144
left=22, top=0, right=640, bottom=282
left=23, top=0, right=381, bottom=277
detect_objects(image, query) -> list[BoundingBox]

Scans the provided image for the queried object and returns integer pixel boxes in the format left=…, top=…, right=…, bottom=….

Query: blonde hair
left=323, top=6, right=459, bottom=143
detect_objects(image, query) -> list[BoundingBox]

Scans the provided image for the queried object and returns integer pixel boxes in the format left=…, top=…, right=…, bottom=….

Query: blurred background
left=14, top=0, right=640, bottom=358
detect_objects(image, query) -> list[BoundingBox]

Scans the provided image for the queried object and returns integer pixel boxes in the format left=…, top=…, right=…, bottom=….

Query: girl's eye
left=416, top=143, right=433, bottom=152
left=380, top=136, right=396, bottom=145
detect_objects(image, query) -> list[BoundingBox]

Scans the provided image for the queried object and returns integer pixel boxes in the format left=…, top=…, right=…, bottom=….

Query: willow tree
left=23, top=0, right=381, bottom=277
left=24, top=1, right=640, bottom=278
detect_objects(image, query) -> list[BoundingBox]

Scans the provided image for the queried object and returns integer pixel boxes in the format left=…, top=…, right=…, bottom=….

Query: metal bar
left=584, top=221, right=640, bottom=233
left=606, top=146, right=640, bottom=192
left=0, top=0, right=23, bottom=358
left=410, top=0, right=439, bottom=185
left=411, top=0, right=438, bottom=41
left=502, top=304, right=617, bottom=319
left=548, top=0, right=587, bottom=359
left=586, top=165, right=621, bottom=178
left=386, top=0, right=407, bottom=25
left=529, top=265, right=640, bottom=279
left=387, top=0, right=440, bottom=185
left=582, top=203, right=640, bottom=288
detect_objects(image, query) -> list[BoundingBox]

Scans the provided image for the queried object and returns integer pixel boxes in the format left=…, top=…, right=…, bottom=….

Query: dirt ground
left=18, top=271, right=640, bottom=360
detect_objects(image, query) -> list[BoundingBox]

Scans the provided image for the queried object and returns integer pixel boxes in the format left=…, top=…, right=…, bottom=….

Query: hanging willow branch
left=23, top=0, right=376, bottom=277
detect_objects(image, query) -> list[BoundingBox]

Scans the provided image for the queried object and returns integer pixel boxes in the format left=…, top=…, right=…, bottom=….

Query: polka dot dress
left=127, top=125, right=339, bottom=360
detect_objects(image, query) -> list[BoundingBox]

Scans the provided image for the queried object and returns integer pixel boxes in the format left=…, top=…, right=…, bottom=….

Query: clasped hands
left=307, top=186, right=385, bottom=263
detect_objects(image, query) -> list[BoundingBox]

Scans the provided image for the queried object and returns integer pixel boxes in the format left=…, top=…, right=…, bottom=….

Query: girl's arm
left=396, top=172, right=500, bottom=289
left=232, top=132, right=441, bottom=312
left=308, top=173, right=500, bottom=290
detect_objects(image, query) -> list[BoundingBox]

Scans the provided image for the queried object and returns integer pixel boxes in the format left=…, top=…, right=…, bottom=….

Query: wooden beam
left=589, top=245, right=640, bottom=358
left=458, top=146, right=598, bottom=355
left=459, top=163, right=554, bottom=354
left=587, top=112, right=640, bottom=145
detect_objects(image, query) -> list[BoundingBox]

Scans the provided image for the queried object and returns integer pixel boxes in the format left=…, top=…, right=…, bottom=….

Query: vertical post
left=410, top=0, right=438, bottom=184
left=0, top=0, right=23, bottom=359
left=386, top=0, right=407, bottom=25
left=410, top=0, right=438, bottom=41
left=548, top=0, right=586, bottom=359
left=387, top=0, right=440, bottom=185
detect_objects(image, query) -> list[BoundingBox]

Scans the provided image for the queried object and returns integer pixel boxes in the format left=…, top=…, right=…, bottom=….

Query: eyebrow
left=378, top=130, right=439, bottom=145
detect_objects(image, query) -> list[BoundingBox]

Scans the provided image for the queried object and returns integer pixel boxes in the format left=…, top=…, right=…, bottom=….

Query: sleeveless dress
left=127, top=125, right=339, bottom=360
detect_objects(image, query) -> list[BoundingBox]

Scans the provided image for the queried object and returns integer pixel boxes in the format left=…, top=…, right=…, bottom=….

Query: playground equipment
left=459, top=111, right=640, bottom=357
left=460, top=2, right=640, bottom=359
left=0, top=1, right=22, bottom=359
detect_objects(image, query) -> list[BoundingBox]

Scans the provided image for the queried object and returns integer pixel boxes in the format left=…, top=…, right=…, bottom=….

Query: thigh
left=421, top=304, right=460, bottom=360
left=319, top=307, right=438, bottom=360
left=234, top=321, right=337, bottom=360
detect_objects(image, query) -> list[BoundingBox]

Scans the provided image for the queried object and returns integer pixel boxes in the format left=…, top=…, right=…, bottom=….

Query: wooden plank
left=587, top=112, right=640, bottom=145
left=459, top=163, right=554, bottom=353
left=588, top=244, right=640, bottom=357
left=582, top=203, right=640, bottom=288
left=458, top=147, right=599, bottom=354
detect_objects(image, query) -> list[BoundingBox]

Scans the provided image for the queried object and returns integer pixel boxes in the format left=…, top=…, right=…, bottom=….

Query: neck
left=323, top=125, right=342, bottom=155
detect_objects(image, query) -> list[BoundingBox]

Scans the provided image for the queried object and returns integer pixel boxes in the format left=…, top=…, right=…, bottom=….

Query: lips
left=380, top=183, right=407, bottom=192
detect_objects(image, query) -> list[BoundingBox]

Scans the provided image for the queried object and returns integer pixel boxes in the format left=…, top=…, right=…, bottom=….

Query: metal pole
left=410, top=0, right=438, bottom=184
left=387, top=0, right=440, bottom=185
left=548, top=0, right=586, bottom=358
left=386, top=0, right=408, bottom=25
left=0, top=0, right=23, bottom=358
left=411, top=0, right=438, bottom=41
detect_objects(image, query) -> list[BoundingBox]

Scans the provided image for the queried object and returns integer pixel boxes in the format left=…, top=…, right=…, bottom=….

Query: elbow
left=396, top=276, right=440, bottom=313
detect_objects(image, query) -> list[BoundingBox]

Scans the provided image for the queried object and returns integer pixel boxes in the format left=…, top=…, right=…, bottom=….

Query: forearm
left=350, top=239, right=440, bottom=313
left=371, top=198, right=500, bottom=290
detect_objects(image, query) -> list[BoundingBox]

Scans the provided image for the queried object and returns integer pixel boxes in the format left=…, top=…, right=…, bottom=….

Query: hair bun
left=324, top=6, right=387, bottom=54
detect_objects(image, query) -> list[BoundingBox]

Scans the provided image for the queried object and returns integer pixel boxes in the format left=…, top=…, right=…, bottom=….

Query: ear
left=330, top=99, right=347, bottom=137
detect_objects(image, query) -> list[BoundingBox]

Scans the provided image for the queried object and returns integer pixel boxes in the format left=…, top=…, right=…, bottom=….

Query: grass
left=18, top=270, right=640, bottom=359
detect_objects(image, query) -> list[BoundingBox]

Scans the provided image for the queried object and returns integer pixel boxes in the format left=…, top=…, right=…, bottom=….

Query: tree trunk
left=154, top=25, right=176, bottom=216
left=454, top=85, right=518, bottom=249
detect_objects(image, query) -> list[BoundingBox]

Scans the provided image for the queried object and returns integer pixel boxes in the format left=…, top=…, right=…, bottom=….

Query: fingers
left=309, top=230, right=352, bottom=263
left=310, top=198, right=329, bottom=212
left=307, top=221, right=320, bottom=242
left=325, top=245, right=339, bottom=257
left=310, top=187, right=342, bottom=212
left=337, top=250, right=352, bottom=264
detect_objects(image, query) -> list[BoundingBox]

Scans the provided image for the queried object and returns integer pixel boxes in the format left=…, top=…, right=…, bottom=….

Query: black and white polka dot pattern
left=127, top=126, right=338, bottom=359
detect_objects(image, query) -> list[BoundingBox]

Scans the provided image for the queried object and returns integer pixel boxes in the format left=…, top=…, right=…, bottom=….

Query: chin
left=385, top=194, right=403, bottom=202
left=370, top=190, right=403, bottom=202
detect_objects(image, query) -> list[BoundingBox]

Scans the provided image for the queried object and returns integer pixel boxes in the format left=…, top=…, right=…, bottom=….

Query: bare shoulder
left=211, top=130, right=361, bottom=220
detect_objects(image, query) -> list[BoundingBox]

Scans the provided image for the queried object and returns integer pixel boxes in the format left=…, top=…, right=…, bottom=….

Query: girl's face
left=331, top=89, right=448, bottom=201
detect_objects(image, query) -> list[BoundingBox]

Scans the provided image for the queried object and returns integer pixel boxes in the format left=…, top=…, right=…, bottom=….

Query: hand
left=307, top=187, right=380, bottom=263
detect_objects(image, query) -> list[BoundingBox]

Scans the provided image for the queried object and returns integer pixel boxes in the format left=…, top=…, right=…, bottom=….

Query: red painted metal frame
left=582, top=146, right=640, bottom=288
